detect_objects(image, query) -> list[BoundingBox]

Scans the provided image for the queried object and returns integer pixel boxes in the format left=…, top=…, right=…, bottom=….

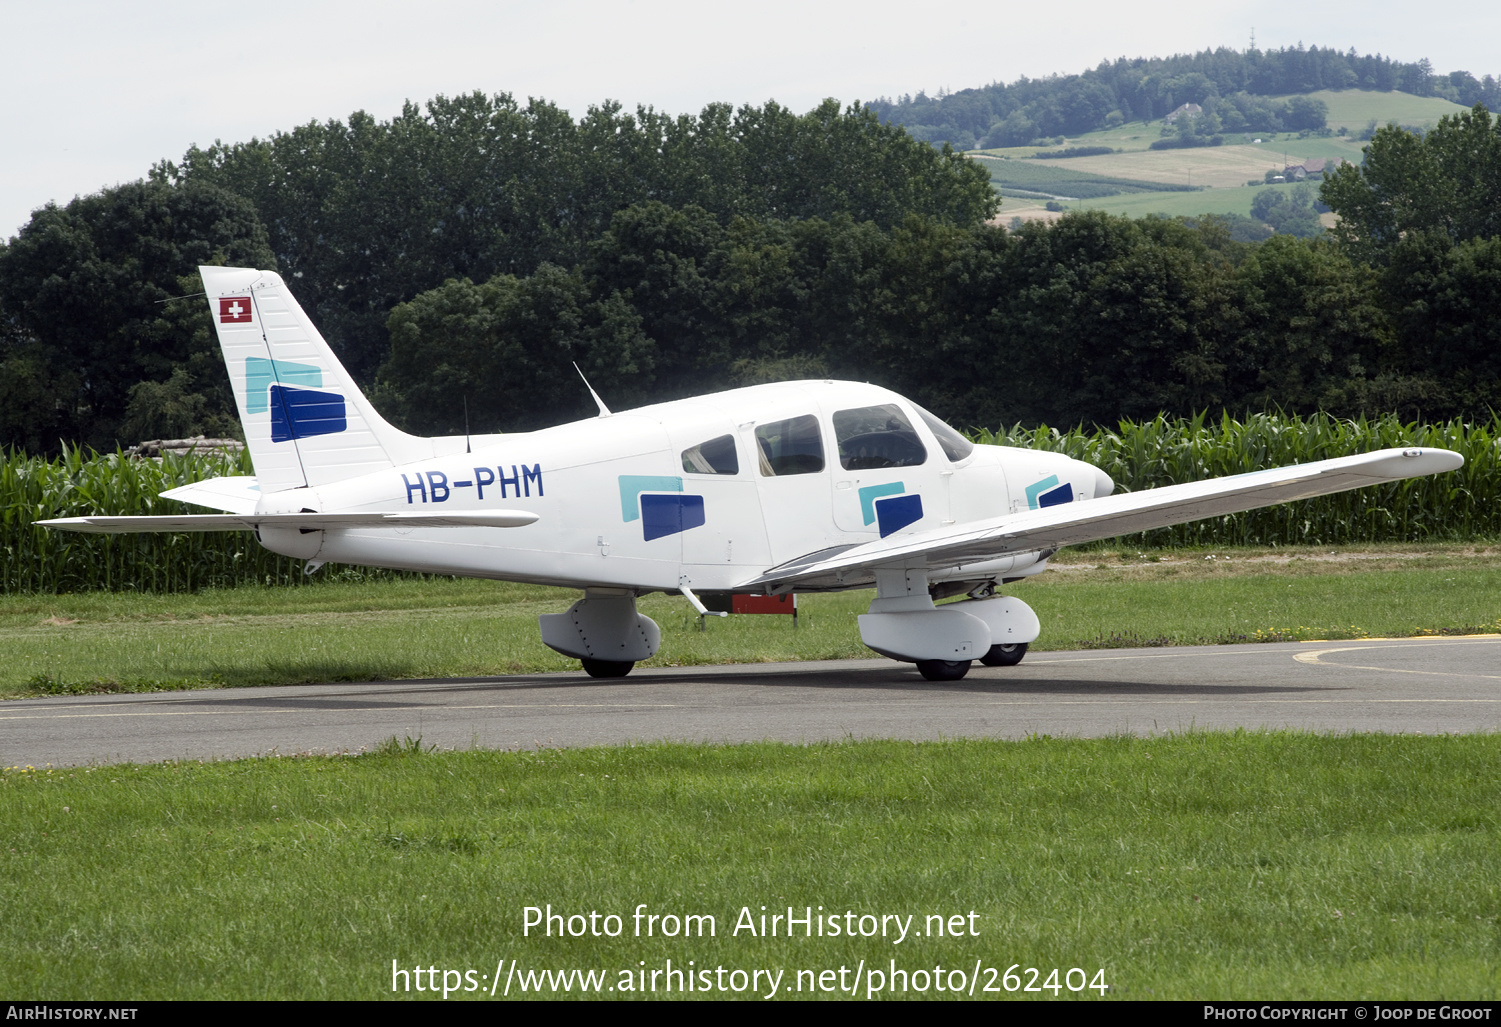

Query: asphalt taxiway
left=2, top=636, right=1498, bottom=767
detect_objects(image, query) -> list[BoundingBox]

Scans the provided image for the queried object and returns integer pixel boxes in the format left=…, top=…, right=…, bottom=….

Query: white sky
left=3, top=0, right=1497, bottom=239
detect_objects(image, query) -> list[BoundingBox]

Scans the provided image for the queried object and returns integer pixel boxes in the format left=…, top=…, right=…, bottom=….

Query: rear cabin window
left=833, top=404, right=928, bottom=470
left=681, top=434, right=739, bottom=475
left=755, top=415, right=825, bottom=476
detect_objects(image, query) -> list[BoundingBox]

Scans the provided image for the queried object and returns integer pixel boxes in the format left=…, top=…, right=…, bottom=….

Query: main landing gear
left=915, top=642, right=1029, bottom=681
left=539, top=590, right=660, bottom=679
left=580, top=658, right=635, bottom=678
left=915, top=659, right=972, bottom=681
left=856, top=568, right=1041, bottom=682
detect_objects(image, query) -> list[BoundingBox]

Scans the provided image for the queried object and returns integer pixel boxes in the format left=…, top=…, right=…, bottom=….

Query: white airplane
left=42, top=266, right=1465, bottom=681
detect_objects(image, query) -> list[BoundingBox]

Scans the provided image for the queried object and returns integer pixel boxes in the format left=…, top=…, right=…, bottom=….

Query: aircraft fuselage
left=254, top=380, right=1107, bottom=594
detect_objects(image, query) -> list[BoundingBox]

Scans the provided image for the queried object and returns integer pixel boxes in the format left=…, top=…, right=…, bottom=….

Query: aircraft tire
left=581, top=659, right=634, bottom=678
left=980, top=642, right=1028, bottom=667
left=915, top=659, right=972, bottom=682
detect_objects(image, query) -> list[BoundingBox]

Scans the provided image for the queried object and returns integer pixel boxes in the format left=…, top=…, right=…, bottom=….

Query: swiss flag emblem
left=219, top=297, right=252, bottom=324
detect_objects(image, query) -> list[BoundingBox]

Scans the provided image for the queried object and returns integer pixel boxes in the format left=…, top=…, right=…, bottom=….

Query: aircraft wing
left=37, top=511, right=539, bottom=533
left=740, top=447, right=1464, bottom=591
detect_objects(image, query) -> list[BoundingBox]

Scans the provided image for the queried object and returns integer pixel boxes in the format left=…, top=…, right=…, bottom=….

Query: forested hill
left=871, top=45, right=1501, bottom=150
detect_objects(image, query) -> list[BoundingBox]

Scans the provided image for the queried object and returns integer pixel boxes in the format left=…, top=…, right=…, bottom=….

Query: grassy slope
left=4, top=544, right=1499, bottom=697
left=1274, top=89, right=1471, bottom=131
left=3, top=734, right=1499, bottom=999
left=971, top=89, right=1472, bottom=222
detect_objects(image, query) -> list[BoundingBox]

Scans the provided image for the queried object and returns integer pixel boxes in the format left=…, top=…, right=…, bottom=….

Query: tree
left=1225, top=236, right=1389, bottom=413
left=163, top=94, right=999, bottom=385
left=1250, top=184, right=1325, bottom=238
left=977, top=211, right=1234, bottom=427
left=1283, top=96, right=1329, bottom=132
left=0, top=180, right=275, bottom=454
left=375, top=266, right=655, bottom=435
left=1322, top=104, right=1501, bottom=261
left=1374, top=231, right=1501, bottom=417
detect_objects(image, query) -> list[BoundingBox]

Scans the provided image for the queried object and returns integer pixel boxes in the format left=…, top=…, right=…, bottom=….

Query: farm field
left=4, top=733, right=1500, bottom=998
left=4, top=543, right=1498, bottom=698
left=1031, top=144, right=1318, bottom=190
left=972, top=88, right=1473, bottom=224
left=1071, top=184, right=1265, bottom=220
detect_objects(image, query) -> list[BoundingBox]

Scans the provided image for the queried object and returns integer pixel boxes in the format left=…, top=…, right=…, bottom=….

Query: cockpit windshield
left=833, top=404, right=928, bottom=470
left=911, top=403, right=975, bottom=462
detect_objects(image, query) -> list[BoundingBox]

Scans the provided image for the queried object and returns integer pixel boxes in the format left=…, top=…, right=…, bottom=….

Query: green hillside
left=973, top=89, right=1474, bottom=225
left=1276, top=88, right=1470, bottom=131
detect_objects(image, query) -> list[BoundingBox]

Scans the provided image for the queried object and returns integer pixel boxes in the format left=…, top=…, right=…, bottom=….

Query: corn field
left=0, top=446, right=407, bottom=594
left=3, top=412, right=1499, bottom=593
left=976, top=412, right=1501, bottom=547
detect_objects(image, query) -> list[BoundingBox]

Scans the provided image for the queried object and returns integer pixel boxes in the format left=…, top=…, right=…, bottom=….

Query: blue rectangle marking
left=640, top=494, right=706, bottom=541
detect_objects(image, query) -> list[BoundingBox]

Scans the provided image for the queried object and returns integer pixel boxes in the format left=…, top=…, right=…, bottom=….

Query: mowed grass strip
left=3, top=544, right=1498, bottom=696
left=2, top=733, right=1499, bottom=999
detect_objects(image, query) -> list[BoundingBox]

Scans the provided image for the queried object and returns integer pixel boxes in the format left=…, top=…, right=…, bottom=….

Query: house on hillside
left=1163, top=103, right=1203, bottom=124
left=1284, top=158, right=1346, bottom=181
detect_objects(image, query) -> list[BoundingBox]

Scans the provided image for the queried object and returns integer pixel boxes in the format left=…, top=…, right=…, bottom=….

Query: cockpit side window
left=833, top=404, right=928, bottom=471
left=754, top=415, right=825, bottom=476
left=681, top=434, right=739, bottom=475
left=912, top=403, right=975, bottom=462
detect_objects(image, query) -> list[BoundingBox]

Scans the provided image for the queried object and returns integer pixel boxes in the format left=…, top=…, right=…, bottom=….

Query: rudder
left=201, top=266, right=429, bottom=493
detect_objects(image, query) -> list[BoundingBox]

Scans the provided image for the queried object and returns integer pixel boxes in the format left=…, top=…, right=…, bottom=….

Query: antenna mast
left=573, top=362, right=612, bottom=417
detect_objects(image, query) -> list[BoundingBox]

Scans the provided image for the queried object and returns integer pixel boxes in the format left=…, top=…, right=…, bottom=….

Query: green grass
left=4, top=733, right=1500, bottom=998
left=4, top=544, right=1498, bottom=697
left=1268, top=89, right=1471, bottom=133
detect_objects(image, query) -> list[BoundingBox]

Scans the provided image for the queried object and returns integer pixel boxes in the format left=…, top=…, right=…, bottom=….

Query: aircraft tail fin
left=200, top=266, right=430, bottom=493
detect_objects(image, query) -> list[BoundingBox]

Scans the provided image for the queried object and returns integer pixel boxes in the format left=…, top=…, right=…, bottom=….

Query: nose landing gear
left=980, top=642, right=1028, bottom=666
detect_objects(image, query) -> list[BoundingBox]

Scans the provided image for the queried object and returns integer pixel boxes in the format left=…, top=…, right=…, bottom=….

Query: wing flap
left=38, top=511, right=540, bottom=534
left=740, top=448, right=1463, bottom=590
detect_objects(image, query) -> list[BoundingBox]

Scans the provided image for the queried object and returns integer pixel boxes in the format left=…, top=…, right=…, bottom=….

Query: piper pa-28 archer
left=42, top=266, right=1465, bottom=681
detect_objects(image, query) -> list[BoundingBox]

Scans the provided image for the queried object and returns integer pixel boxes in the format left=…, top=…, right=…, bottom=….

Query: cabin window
left=755, top=415, right=825, bottom=476
left=833, top=404, right=928, bottom=470
left=681, top=434, right=739, bottom=475
left=912, top=403, right=975, bottom=462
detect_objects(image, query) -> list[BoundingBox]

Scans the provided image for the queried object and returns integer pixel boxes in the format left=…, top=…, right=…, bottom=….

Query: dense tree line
left=374, top=199, right=1496, bottom=436
left=0, top=94, right=1496, bottom=455
left=870, top=45, right=1501, bottom=150
left=152, top=94, right=995, bottom=382
left=374, top=105, right=1501, bottom=433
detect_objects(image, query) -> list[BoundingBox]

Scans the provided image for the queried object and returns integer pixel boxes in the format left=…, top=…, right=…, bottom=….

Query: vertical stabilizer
left=201, top=266, right=426, bottom=493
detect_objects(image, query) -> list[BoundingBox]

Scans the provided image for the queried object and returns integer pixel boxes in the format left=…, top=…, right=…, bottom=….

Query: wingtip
left=1363, top=448, right=1465, bottom=478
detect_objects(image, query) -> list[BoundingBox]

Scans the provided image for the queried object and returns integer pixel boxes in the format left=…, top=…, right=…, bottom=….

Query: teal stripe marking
left=618, top=475, right=682, bottom=522
left=857, top=482, right=905, bottom=525
left=245, top=357, right=323, bottom=414
left=1025, top=475, right=1060, bottom=510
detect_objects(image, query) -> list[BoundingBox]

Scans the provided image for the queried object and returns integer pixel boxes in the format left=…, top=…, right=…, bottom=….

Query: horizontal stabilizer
left=38, top=511, right=540, bottom=534
left=741, top=447, right=1465, bottom=591
left=159, top=476, right=262, bottom=514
